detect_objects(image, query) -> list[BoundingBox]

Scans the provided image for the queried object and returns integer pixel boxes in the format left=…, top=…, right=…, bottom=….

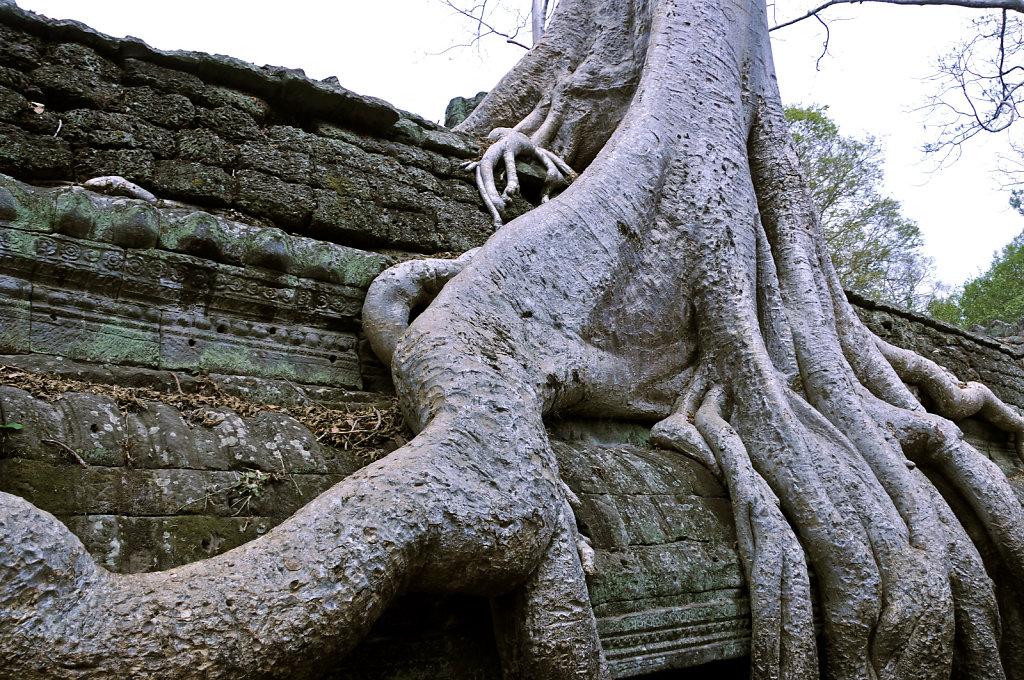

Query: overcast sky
left=12, top=0, right=1023, bottom=287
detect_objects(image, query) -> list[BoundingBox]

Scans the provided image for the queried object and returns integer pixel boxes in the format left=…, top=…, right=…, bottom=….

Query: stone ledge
left=0, top=1, right=400, bottom=134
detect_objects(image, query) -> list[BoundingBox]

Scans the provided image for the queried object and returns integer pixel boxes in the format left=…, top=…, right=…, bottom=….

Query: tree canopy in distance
left=785, top=104, right=934, bottom=310
left=930, top=229, right=1024, bottom=328
left=5, top=1, right=1024, bottom=680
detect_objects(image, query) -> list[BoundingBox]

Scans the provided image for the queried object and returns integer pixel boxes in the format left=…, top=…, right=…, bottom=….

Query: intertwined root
left=694, top=385, right=818, bottom=680
left=877, top=337, right=1024, bottom=459
left=652, top=330, right=1024, bottom=680
left=463, top=128, right=576, bottom=226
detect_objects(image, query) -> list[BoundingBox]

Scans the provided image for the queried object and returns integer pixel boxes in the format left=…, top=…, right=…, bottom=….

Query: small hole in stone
left=188, top=339, right=196, bottom=347
left=268, top=326, right=277, bottom=335
left=328, top=355, right=337, bottom=363
left=90, top=423, right=98, bottom=433
left=216, top=324, right=226, bottom=334
left=50, top=313, right=57, bottom=321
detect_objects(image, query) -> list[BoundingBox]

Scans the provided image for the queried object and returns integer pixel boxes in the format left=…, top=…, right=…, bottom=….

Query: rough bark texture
left=3, top=0, right=1024, bottom=679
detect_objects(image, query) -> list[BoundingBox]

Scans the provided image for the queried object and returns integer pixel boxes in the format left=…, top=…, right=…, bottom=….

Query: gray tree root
left=464, top=128, right=576, bottom=226
left=695, top=385, right=818, bottom=679
left=362, top=249, right=477, bottom=366
left=4, top=0, right=1024, bottom=678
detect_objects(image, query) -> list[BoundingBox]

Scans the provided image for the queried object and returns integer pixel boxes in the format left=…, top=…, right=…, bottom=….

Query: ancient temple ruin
left=1, top=3, right=1022, bottom=677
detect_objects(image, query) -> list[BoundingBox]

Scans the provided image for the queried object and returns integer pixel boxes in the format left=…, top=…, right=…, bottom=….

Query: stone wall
left=0, top=4, right=1023, bottom=679
left=0, top=1, right=506, bottom=254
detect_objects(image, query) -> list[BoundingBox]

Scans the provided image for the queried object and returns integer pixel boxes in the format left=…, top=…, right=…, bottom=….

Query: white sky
left=11, top=0, right=1023, bottom=287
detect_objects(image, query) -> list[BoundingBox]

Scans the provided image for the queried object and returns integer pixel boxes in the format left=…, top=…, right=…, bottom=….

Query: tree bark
left=3, top=0, right=1024, bottom=678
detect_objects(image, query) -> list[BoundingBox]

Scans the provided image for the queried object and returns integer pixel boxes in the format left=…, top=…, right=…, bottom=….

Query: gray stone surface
left=0, top=174, right=392, bottom=388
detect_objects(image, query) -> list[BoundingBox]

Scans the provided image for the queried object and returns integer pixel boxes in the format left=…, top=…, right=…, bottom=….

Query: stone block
left=73, top=147, right=155, bottom=185
left=30, top=287, right=160, bottom=368
left=122, top=57, right=201, bottom=92
left=550, top=440, right=750, bottom=675
left=0, top=174, right=51, bottom=231
left=242, top=411, right=330, bottom=473
left=92, top=198, right=160, bottom=249
left=152, top=159, right=234, bottom=206
left=0, top=24, right=43, bottom=71
left=597, top=590, right=750, bottom=677
left=157, top=209, right=245, bottom=264
left=61, top=108, right=176, bottom=157
left=0, top=274, right=29, bottom=351
left=196, top=85, right=270, bottom=123
left=196, top=105, right=263, bottom=143
left=233, top=169, right=315, bottom=229
left=177, top=128, right=238, bottom=166
left=292, top=279, right=366, bottom=330
left=0, top=64, right=36, bottom=98
left=51, top=185, right=97, bottom=239
left=0, top=385, right=68, bottom=464
left=265, top=124, right=321, bottom=153
left=237, top=142, right=313, bottom=184
left=309, top=185, right=388, bottom=247
left=119, top=248, right=220, bottom=311
left=0, top=391, right=132, bottom=467
left=283, top=234, right=390, bottom=288
left=389, top=116, right=477, bottom=159
left=158, top=312, right=363, bottom=389
left=204, top=263, right=300, bottom=321
left=0, top=82, right=26, bottom=120
left=120, top=86, right=195, bottom=129
left=0, top=121, right=73, bottom=180
left=124, top=401, right=231, bottom=470
left=50, top=42, right=119, bottom=79
left=1, top=228, right=122, bottom=298
left=48, top=187, right=160, bottom=248
left=29, top=64, right=122, bottom=110
left=50, top=391, right=128, bottom=465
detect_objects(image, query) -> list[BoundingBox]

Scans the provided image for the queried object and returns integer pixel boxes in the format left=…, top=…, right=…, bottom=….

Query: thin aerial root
left=536, top=148, right=578, bottom=202
left=529, top=93, right=567, bottom=150
left=512, top=94, right=551, bottom=138
left=876, top=337, right=1024, bottom=457
left=650, top=363, right=719, bottom=475
left=471, top=162, right=504, bottom=225
left=695, top=386, right=818, bottom=680
left=464, top=127, right=575, bottom=226
left=362, top=249, right=478, bottom=366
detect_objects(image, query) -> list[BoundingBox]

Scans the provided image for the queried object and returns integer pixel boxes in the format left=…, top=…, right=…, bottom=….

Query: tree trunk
left=4, top=0, right=1024, bottom=678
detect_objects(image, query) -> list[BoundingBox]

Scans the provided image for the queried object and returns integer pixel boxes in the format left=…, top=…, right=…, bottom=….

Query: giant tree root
left=4, top=0, right=1024, bottom=678
left=1, top=409, right=605, bottom=678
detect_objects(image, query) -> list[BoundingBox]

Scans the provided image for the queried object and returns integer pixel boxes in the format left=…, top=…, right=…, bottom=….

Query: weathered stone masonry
left=0, top=4, right=1022, bottom=678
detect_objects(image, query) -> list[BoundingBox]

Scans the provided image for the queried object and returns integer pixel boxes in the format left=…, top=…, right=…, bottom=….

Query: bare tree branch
left=771, top=0, right=1024, bottom=32
left=437, top=0, right=532, bottom=51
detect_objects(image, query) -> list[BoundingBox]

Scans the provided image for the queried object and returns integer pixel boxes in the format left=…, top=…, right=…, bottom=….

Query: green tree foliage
left=785, top=105, right=934, bottom=309
left=929, top=231, right=1024, bottom=328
